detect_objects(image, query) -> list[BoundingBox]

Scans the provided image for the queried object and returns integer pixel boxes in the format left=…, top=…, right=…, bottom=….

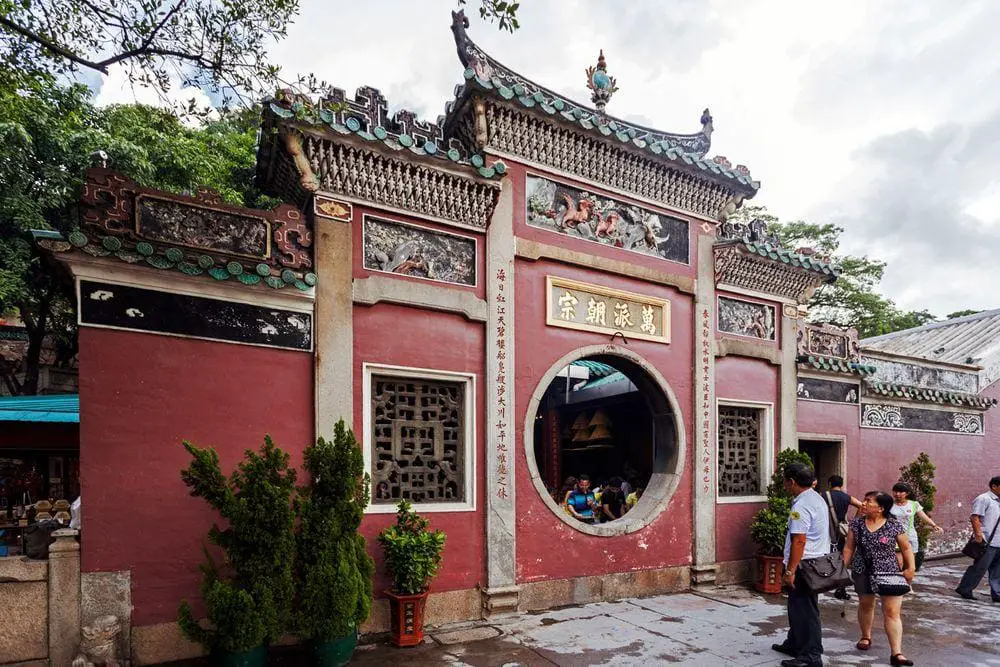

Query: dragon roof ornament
left=446, top=9, right=720, bottom=160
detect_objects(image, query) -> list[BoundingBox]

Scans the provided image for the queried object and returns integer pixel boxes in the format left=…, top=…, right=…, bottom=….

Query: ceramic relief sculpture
left=526, top=175, right=689, bottom=264
left=363, top=218, right=476, bottom=286
left=717, top=296, right=776, bottom=340
left=137, top=196, right=270, bottom=258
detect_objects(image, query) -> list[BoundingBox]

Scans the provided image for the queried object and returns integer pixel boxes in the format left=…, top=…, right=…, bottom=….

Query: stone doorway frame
left=522, top=344, right=687, bottom=537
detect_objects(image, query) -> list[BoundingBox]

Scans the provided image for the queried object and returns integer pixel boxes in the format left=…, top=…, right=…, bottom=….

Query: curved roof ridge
left=447, top=9, right=718, bottom=159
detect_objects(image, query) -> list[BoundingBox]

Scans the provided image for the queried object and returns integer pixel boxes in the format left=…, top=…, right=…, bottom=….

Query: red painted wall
left=353, top=302, right=486, bottom=594
left=796, top=398, right=861, bottom=487
left=78, top=327, right=314, bottom=626
left=513, top=257, right=695, bottom=582
left=714, top=356, right=780, bottom=562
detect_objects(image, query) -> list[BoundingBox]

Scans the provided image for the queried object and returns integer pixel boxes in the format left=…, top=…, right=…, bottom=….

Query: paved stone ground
left=350, top=559, right=1000, bottom=666
left=159, top=559, right=1000, bottom=666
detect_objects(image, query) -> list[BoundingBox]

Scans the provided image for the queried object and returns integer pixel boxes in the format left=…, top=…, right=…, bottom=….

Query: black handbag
left=962, top=513, right=999, bottom=561
left=798, top=552, right=853, bottom=593
left=860, top=540, right=910, bottom=596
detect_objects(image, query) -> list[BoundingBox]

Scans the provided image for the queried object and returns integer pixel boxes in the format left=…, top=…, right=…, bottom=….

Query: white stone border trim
left=361, top=362, right=478, bottom=513
left=521, top=344, right=687, bottom=537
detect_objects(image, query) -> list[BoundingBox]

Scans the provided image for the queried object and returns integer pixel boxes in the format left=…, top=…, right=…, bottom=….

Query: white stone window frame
left=715, top=398, right=774, bottom=504
left=362, top=362, right=477, bottom=514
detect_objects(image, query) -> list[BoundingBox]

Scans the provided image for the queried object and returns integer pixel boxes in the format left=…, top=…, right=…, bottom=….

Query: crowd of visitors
left=774, top=466, right=1000, bottom=667
left=560, top=474, right=642, bottom=523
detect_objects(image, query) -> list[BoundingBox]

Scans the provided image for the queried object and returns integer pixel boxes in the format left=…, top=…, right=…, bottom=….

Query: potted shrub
left=377, top=501, right=446, bottom=647
left=749, top=448, right=814, bottom=594
left=898, top=452, right=937, bottom=571
left=295, top=420, right=375, bottom=666
left=178, top=436, right=297, bottom=666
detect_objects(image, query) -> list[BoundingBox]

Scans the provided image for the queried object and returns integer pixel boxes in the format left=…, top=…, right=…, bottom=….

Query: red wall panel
left=714, top=356, right=779, bottom=562
left=513, top=257, right=695, bottom=581
left=353, top=302, right=486, bottom=594
left=78, top=327, right=314, bottom=626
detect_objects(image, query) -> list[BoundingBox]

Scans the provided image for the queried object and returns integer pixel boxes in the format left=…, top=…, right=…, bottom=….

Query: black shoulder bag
left=962, top=508, right=1000, bottom=561
left=797, top=503, right=852, bottom=594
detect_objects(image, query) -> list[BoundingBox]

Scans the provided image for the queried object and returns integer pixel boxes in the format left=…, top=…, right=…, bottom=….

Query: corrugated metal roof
left=861, top=309, right=1000, bottom=367
left=0, top=394, right=79, bottom=423
left=569, top=360, right=619, bottom=378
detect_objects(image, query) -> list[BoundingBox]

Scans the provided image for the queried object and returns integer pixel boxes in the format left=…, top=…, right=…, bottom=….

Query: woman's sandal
left=890, top=654, right=914, bottom=666
left=856, top=637, right=872, bottom=650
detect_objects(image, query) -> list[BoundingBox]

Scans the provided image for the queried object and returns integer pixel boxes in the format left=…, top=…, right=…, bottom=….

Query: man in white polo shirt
left=956, top=475, right=1000, bottom=602
left=772, top=461, right=830, bottom=667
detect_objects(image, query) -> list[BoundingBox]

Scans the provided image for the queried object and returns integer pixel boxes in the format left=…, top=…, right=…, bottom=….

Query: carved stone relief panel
left=717, top=296, right=776, bottom=341
left=797, top=323, right=859, bottom=360
left=363, top=217, right=476, bottom=286
left=861, top=403, right=984, bottom=435
left=717, top=405, right=763, bottom=497
left=526, top=174, right=690, bottom=264
left=370, top=375, right=467, bottom=504
left=136, top=195, right=270, bottom=259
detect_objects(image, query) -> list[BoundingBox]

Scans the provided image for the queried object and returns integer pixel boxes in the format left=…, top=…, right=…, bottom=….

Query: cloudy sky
left=95, top=0, right=1000, bottom=316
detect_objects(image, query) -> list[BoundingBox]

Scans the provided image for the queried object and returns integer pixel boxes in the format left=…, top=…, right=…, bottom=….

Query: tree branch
left=0, top=16, right=110, bottom=73
left=100, top=1, right=188, bottom=69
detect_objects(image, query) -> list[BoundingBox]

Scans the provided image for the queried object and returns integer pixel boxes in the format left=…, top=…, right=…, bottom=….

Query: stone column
left=779, top=305, right=800, bottom=450
left=313, top=202, right=354, bottom=437
left=482, top=179, right=519, bottom=616
left=49, top=528, right=81, bottom=667
left=691, top=227, right=718, bottom=588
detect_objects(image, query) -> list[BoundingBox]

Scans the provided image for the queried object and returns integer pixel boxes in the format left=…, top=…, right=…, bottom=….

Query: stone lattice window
left=717, top=405, right=763, bottom=497
left=370, top=375, right=466, bottom=505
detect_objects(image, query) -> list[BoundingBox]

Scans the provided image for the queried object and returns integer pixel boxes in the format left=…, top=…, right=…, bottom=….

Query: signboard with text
left=545, top=276, right=670, bottom=344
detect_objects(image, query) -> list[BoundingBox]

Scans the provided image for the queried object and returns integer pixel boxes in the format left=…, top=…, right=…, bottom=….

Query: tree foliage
left=898, top=452, right=937, bottom=553
left=295, top=420, right=375, bottom=641
left=0, top=78, right=264, bottom=393
left=178, top=436, right=298, bottom=653
left=729, top=204, right=938, bottom=339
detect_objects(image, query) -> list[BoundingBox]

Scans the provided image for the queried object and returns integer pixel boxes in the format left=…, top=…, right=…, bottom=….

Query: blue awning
left=0, top=394, right=79, bottom=423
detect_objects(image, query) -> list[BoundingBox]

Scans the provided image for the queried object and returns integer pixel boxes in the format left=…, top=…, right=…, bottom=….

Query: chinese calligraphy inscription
left=546, top=276, right=670, bottom=344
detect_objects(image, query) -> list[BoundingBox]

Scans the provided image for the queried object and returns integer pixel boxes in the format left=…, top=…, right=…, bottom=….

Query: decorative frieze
left=80, top=169, right=313, bottom=271
left=526, top=175, right=689, bottom=264
left=717, top=296, right=775, bottom=341
left=362, top=217, right=476, bottom=287
left=135, top=195, right=270, bottom=259
left=545, top=276, right=670, bottom=344
left=797, top=377, right=859, bottom=404
left=301, top=135, right=501, bottom=230
left=485, top=103, right=739, bottom=220
left=861, top=355, right=978, bottom=394
left=861, top=402, right=984, bottom=435
left=798, top=322, right=860, bottom=361
left=78, top=280, right=313, bottom=351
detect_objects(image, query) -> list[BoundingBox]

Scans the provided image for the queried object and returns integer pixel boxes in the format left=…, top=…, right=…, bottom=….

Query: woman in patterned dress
left=841, top=491, right=916, bottom=666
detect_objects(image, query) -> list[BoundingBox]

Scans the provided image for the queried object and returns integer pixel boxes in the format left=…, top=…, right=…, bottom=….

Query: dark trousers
left=785, top=575, right=823, bottom=664
left=958, top=545, right=1000, bottom=599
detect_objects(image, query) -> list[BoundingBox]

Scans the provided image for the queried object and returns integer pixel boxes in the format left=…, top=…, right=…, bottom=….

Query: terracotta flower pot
left=754, top=553, right=785, bottom=594
left=386, top=589, right=429, bottom=647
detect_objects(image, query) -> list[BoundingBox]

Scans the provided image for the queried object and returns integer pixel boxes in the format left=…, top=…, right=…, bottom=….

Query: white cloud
left=266, top=0, right=1000, bottom=315
left=93, top=64, right=216, bottom=124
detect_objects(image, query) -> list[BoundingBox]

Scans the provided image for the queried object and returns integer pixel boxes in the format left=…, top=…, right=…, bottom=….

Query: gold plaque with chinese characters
left=545, top=276, right=670, bottom=344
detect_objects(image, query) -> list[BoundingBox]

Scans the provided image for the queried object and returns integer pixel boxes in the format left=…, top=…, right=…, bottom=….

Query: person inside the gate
left=600, top=476, right=626, bottom=522
left=841, top=491, right=915, bottom=666
left=825, top=475, right=864, bottom=600
left=564, top=474, right=596, bottom=523
left=890, top=482, right=943, bottom=569
left=558, top=476, right=578, bottom=507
